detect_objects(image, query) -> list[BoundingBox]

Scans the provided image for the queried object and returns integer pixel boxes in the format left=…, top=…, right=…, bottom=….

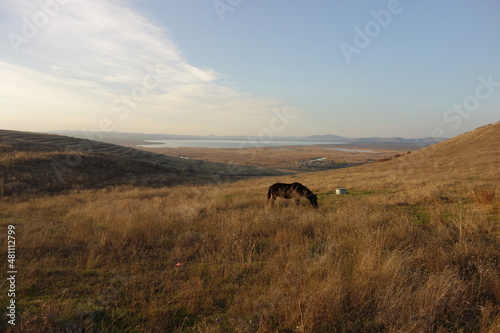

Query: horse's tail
left=267, top=186, right=272, bottom=200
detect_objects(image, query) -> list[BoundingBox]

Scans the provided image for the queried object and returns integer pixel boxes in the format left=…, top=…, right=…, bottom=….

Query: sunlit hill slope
left=0, top=122, right=498, bottom=332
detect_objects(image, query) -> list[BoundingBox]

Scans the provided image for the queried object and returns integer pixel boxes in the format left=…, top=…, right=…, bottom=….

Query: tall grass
left=1, top=174, right=498, bottom=332
left=1, top=122, right=498, bottom=332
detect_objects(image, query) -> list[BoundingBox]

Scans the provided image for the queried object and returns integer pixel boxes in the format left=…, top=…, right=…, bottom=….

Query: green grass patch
left=318, top=189, right=397, bottom=203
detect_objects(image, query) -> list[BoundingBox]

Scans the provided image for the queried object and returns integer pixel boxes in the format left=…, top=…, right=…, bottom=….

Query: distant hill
left=300, top=121, right=499, bottom=192
left=47, top=130, right=447, bottom=147
left=384, top=122, right=499, bottom=180
left=2, top=123, right=495, bottom=196
left=0, top=129, right=283, bottom=195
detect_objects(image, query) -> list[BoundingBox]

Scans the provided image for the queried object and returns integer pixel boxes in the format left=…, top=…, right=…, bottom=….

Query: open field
left=138, top=143, right=413, bottom=173
left=0, top=122, right=498, bottom=332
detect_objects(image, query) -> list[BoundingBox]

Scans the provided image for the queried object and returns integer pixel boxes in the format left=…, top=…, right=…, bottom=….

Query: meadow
left=137, top=143, right=407, bottom=173
left=0, top=123, right=498, bottom=332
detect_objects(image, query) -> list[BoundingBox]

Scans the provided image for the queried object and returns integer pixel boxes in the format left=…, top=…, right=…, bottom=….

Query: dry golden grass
left=1, top=180, right=498, bottom=332
left=0, top=122, right=499, bottom=332
left=138, top=144, right=408, bottom=173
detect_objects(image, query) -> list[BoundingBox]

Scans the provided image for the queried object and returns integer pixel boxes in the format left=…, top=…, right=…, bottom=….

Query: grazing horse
left=267, top=182, right=318, bottom=208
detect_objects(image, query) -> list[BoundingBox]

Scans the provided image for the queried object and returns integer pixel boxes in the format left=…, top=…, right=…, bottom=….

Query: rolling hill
left=0, top=129, right=282, bottom=195
left=292, top=121, right=499, bottom=196
left=0, top=122, right=497, bottom=332
left=386, top=122, right=499, bottom=179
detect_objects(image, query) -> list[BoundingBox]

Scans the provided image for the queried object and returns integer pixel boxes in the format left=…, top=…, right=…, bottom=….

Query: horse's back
left=270, top=182, right=303, bottom=188
left=267, top=182, right=318, bottom=208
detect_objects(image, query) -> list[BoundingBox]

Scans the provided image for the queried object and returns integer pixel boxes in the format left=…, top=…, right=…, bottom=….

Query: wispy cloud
left=0, top=0, right=288, bottom=134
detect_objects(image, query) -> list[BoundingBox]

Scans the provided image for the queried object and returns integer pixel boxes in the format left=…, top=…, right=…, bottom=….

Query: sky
left=0, top=0, right=499, bottom=138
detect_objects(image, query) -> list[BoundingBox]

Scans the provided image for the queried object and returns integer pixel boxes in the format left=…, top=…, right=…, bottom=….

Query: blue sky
left=0, top=0, right=499, bottom=138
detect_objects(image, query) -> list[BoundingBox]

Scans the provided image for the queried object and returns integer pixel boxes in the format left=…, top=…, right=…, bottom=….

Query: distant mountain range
left=47, top=130, right=448, bottom=148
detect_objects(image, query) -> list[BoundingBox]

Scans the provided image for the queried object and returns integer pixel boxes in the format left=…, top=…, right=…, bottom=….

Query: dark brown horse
left=267, top=182, right=318, bottom=208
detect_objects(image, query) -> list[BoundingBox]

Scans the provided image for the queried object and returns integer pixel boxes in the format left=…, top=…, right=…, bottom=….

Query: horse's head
left=308, top=195, right=318, bottom=208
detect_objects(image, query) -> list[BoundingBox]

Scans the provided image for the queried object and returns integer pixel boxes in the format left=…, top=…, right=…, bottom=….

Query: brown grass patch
left=470, top=188, right=497, bottom=205
left=1, top=174, right=499, bottom=332
left=0, top=123, right=499, bottom=331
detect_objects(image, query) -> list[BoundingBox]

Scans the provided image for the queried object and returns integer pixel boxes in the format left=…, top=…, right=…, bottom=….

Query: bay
left=139, top=139, right=346, bottom=149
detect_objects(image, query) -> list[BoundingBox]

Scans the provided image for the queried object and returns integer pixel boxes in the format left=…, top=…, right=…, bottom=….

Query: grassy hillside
left=0, top=129, right=282, bottom=195
left=0, top=123, right=498, bottom=332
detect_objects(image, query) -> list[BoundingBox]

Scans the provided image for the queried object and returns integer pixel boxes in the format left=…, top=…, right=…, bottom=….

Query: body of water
left=139, top=139, right=346, bottom=149
left=323, top=148, right=380, bottom=153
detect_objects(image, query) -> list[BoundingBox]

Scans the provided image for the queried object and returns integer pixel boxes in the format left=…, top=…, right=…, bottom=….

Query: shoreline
left=136, top=142, right=415, bottom=173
